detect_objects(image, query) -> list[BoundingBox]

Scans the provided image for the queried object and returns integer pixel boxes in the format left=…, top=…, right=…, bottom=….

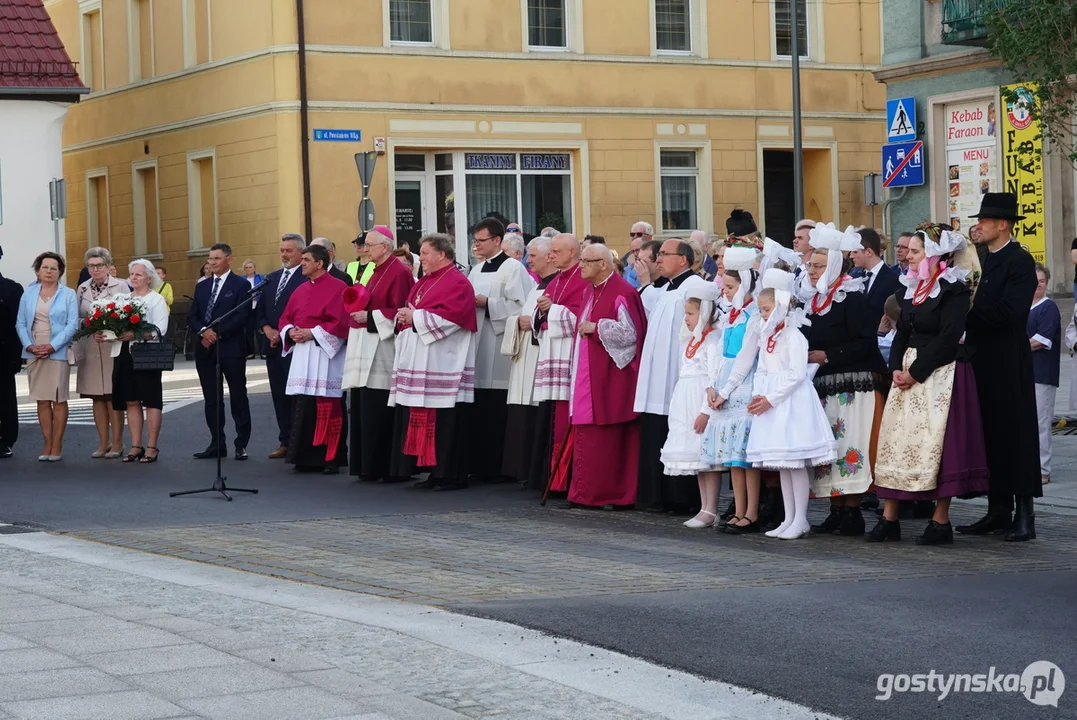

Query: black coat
left=965, top=241, right=1040, bottom=497
left=255, top=266, right=306, bottom=335
left=803, top=289, right=887, bottom=380
left=329, top=265, right=354, bottom=287
left=889, top=281, right=970, bottom=382
left=0, top=273, right=23, bottom=375
left=187, top=272, right=253, bottom=360
left=863, top=262, right=902, bottom=327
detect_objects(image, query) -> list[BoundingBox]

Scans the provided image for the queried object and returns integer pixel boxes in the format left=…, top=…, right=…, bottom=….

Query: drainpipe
left=296, top=0, right=313, bottom=242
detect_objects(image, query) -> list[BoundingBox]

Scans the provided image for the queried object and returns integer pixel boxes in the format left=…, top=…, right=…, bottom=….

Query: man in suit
left=0, top=246, right=24, bottom=459
left=310, top=238, right=354, bottom=287
left=850, top=227, right=902, bottom=327
left=188, top=242, right=254, bottom=460
left=257, top=234, right=308, bottom=458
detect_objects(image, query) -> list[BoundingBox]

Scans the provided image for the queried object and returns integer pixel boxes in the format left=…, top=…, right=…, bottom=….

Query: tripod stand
left=171, top=284, right=263, bottom=502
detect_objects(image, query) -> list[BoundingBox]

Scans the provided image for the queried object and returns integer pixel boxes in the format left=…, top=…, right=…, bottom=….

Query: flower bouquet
left=73, top=293, right=159, bottom=342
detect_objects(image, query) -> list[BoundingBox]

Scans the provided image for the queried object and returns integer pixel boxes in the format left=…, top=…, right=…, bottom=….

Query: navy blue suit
left=256, top=266, right=306, bottom=445
left=188, top=272, right=254, bottom=450
left=862, top=261, right=902, bottom=327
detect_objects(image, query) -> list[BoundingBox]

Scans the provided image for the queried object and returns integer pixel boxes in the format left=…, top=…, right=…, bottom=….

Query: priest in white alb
left=500, top=234, right=558, bottom=487
left=389, top=233, right=478, bottom=491
left=279, top=244, right=351, bottom=474
left=467, top=217, right=535, bottom=483
left=634, top=238, right=712, bottom=512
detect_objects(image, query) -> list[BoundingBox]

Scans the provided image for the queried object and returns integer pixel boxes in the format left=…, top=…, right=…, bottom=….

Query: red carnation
left=109, top=312, right=119, bottom=319
left=123, top=304, right=133, bottom=313
left=106, top=303, right=115, bottom=310
left=129, top=314, right=141, bottom=324
left=84, top=318, right=93, bottom=326
left=93, top=309, right=102, bottom=318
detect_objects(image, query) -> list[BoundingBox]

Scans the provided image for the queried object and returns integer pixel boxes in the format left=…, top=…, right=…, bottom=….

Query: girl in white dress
left=701, top=245, right=762, bottom=533
left=746, top=270, right=837, bottom=540
left=659, top=285, right=723, bottom=528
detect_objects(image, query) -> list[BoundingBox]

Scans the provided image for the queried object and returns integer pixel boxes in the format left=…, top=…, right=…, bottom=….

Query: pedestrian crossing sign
left=887, top=97, right=917, bottom=142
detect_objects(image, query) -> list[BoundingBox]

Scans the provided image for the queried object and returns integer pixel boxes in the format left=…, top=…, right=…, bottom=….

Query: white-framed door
left=393, top=172, right=428, bottom=254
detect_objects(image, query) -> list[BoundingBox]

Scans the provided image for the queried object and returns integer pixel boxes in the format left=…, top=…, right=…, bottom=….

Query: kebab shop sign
left=946, top=100, right=996, bottom=146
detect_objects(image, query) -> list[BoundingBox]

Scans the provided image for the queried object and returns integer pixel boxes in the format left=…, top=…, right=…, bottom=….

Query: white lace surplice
left=533, top=302, right=578, bottom=403
left=342, top=311, right=397, bottom=391
left=503, top=286, right=543, bottom=406
left=282, top=324, right=346, bottom=398
left=389, top=309, right=477, bottom=409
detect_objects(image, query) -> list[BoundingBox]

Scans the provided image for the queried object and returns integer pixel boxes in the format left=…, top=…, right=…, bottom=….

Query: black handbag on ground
left=130, top=326, right=175, bottom=371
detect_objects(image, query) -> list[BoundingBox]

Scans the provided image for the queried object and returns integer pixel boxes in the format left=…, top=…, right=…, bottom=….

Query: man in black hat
left=0, top=246, right=24, bottom=458
left=958, top=192, right=1041, bottom=541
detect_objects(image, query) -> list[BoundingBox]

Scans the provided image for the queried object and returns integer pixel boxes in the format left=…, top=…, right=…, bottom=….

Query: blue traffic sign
left=886, top=97, right=917, bottom=142
left=313, top=129, right=362, bottom=142
left=882, top=141, right=924, bottom=188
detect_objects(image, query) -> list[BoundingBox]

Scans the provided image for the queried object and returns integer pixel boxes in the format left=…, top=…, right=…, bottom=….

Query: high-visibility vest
left=346, top=261, right=375, bottom=285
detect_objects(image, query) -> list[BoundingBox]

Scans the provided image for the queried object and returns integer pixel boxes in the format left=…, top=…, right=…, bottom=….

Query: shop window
left=655, top=0, right=690, bottom=53
left=527, top=0, right=566, bottom=49
left=774, top=0, right=809, bottom=59
left=389, top=0, right=434, bottom=45
left=659, top=150, right=698, bottom=231
left=394, top=153, right=427, bottom=172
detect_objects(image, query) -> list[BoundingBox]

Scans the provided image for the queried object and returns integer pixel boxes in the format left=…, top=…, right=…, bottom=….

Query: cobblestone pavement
left=69, top=500, right=1077, bottom=608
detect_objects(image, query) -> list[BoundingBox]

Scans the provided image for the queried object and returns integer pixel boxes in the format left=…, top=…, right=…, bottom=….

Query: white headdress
left=802, top=223, right=866, bottom=312
left=684, top=282, right=720, bottom=342
left=722, top=246, right=758, bottom=312
left=759, top=236, right=802, bottom=274
left=899, top=228, right=972, bottom=302
left=761, top=268, right=809, bottom=336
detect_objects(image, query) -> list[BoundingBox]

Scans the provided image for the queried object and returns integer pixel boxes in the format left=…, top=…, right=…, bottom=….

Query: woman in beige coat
left=76, top=247, right=128, bottom=458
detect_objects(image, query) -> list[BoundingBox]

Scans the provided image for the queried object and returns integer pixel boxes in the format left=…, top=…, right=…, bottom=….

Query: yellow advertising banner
left=1001, top=83, right=1045, bottom=263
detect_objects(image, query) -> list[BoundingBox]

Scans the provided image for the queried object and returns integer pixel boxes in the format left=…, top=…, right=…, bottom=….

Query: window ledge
left=186, top=248, right=210, bottom=258
left=389, top=41, right=436, bottom=48
left=138, top=253, right=165, bottom=262
left=527, top=45, right=570, bottom=53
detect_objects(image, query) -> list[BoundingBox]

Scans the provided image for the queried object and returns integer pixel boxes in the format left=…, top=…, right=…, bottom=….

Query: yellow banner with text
left=1001, top=83, right=1045, bottom=264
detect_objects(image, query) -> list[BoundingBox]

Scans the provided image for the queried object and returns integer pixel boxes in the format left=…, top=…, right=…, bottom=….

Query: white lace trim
left=800, top=274, right=866, bottom=317
left=898, top=266, right=970, bottom=301
left=596, top=304, right=638, bottom=370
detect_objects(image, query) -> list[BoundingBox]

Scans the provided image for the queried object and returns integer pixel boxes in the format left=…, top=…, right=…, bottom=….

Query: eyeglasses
left=580, top=258, right=605, bottom=264
left=87, top=262, right=107, bottom=270
left=630, top=232, right=646, bottom=238
left=657, top=251, right=683, bottom=258
left=472, top=235, right=495, bottom=242
left=807, top=262, right=828, bottom=271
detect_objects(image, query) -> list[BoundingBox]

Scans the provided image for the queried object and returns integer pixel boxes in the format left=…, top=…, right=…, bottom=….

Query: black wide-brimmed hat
left=970, top=192, right=1026, bottom=221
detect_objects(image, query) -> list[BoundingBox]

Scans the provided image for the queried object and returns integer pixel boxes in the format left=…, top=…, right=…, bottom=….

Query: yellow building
left=48, top=0, right=886, bottom=287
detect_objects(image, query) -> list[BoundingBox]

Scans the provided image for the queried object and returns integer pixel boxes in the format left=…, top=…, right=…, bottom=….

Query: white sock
left=766, top=473, right=796, bottom=537
left=778, top=467, right=811, bottom=539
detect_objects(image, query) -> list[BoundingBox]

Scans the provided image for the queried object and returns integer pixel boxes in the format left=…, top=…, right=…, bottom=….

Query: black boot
left=916, top=520, right=954, bottom=546
left=758, top=487, right=784, bottom=531
left=955, top=497, right=1013, bottom=535
left=860, top=492, right=880, bottom=510
left=811, top=505, right=845, bottom=534
left=866, top=517, right=901, bottom=543
left=837, top=507, right=866, bottom=536
left=1004, top=496, right=1036, bottom=542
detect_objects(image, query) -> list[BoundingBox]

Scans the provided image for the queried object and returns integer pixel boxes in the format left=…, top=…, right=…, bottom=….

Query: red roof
left=0, top=0, right=87, bottom=93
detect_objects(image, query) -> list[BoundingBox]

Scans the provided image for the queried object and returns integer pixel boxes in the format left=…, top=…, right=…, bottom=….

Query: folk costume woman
left=701, top=244, right=762, bottom=533
left=745, top=269, right=837, bottom=540
left=871, top=224, right=989, bottom=545
left=660, top=284, right=723, bottom=528
left=799, top=223, right=887, bottom=537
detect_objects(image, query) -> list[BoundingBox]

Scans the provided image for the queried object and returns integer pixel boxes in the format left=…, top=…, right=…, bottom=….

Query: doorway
left=762, top=150, right=795, bottom=244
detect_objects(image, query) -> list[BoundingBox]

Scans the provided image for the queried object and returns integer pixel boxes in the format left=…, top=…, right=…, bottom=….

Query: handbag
left=130, top=326, right=175, bottom=371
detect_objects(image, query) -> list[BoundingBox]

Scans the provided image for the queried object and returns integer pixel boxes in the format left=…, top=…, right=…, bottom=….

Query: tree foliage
left=986, top=0, right=1077, bottom=164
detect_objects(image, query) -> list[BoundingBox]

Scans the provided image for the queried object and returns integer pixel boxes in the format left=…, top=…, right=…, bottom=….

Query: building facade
left=877, top=0, right=1074, bottom=290
left=50, top=0, right=885, bottom=288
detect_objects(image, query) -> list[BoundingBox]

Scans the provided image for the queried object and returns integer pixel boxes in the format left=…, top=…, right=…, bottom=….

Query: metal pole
left=790, top=0, right=804, bottom=221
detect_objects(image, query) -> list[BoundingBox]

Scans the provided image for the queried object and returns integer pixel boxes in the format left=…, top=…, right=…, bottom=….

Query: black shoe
left=0, top=446, right=11, bottom=459
left=379, top=476, right=411, bottom=484
left=811, top=506, right=845, bottom=534
left=955, top=511, right=1012, bottom=535
left=411, top=478, right=438, bottom=490
left=719, top=499, right=736, bottom=521
left=916, top=520, right=954, bottom=546
left=837, top=508, right=866, bottom=536
left=234, top=448, right=248, bottom=461
left=193, top=446, right=224, bottom=459
left=432, top=480, right=468, bottom=491
left=724, top=519, right=761, bottom=535
left=1004, top=496, right=1036, bottom=542
left=322, top=466, right=339, bottom=475
left=912, top=501, right=936, bottom=519
left=866, top=517, right=901, bottom=543
left=860, top=492, right=880, bottom=510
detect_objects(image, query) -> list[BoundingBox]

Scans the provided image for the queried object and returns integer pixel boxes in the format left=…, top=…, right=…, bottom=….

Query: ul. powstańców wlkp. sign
left=1001, top=84, right=1045, bottom=263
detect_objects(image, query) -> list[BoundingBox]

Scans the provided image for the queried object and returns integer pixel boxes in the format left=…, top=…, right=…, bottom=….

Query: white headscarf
left=760, top=268, right=809, bottom=338
left=800, top=223, right=866, bottom=312
left=682, top=282, right=720, bottom=342
left=899, top=228, right=971, bottom=301
left=722, top=246, right=758, bottom=313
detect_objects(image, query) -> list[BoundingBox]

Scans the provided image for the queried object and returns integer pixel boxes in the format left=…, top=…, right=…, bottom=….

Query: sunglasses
left=630, top=232, right=646, bottom=238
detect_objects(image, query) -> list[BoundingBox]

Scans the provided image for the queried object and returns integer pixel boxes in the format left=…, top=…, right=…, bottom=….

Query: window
left=774, top=0, right=808, bottom=58
left=655, top=0, right=690, bottom=53
left=389, top=0, right=433, bottom=45
left=132, top=160, right=160, bottom=256
left=80, top=1, right=103, bottom=91
left=183, top=0, right=211, bottom=67
left=129, top=0, right=154, bottom=81
left=186, top=149, right=217, bottom=250
left=527, top=0, right=566, bottom=49
left=85, top=168, right=111, bottom=250
left=659, top=150, right=698, bottom=231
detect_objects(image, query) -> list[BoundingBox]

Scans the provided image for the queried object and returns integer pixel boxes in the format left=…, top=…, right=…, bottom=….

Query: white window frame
left=127, top=0, right=154, bottom=82
left=521, top=0, right=582, bottom=54
left=771, top=0, right=822, bottom=62
left=85, top=166, right=112, bottom=250
left=182, top=0, right=212, bottom=68
left=186, top=148, right=218, bottom=252
left=79, top=0, right=104, bottom=91
left=649, top=0, right=707, bottom=58
left=132, top=159, right=162, bottom=258
left=384, top=0, right=449, bottom=50
left=654, top=141, right=712, bottom=236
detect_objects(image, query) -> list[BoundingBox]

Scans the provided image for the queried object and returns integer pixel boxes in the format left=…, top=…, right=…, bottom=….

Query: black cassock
left=965, top=240, right=1041, bottom=501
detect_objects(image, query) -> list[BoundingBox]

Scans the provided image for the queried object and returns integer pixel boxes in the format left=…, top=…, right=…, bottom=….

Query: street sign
left=863, top=173, right=883, bottom=206
left=886, top=97, right=917, bottom=142
left=49, top=178, right=67, bottom=221
left=313, top=129, right=361, bottom=142
left=882, top=141, right=924, bottom=188
left=354, top=151, right=376, bottom=193
left=358, top=197, right=375, bottom=232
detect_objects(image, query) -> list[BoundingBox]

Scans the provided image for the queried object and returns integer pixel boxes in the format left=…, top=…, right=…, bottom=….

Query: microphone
left=250, top=276, right=273, bottom=292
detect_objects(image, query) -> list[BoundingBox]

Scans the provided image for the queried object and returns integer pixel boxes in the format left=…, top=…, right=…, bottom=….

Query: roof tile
left=0, top=0, right=88, bottom=93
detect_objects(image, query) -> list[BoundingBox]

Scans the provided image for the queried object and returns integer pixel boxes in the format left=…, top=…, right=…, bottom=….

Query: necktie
left=865, top=270, right=873, bottom=291
left=275, top=269, right=291, bottom=304
left=204, top=277, right=220, bottom=323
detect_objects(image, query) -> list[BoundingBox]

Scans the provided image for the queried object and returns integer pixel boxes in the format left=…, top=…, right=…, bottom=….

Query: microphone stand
left=170, top=278, right=271, bottom=501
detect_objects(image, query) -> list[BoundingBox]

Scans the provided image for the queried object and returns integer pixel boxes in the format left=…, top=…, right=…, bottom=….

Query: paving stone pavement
left=0, top=533, right=827, bottom=720
left=69, top=499, right=1077, bottom=608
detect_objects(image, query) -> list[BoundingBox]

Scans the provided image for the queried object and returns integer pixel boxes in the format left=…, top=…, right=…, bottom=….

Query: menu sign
left=944, top=99, right=999, bottom=233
